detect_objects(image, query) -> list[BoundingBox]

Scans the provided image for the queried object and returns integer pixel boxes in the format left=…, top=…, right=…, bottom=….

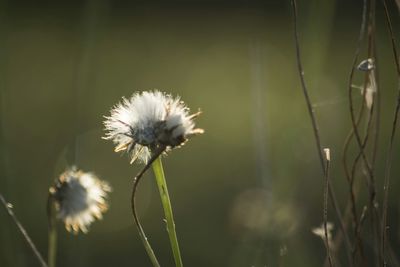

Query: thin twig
left=345, top=0, right=377, bottom=263
left=46, top=193, right=57, bottom=267
left=342, top=85, right=367, bottom=264
left=338, top=1, right=380, bottom=264
left=340, top=97, right=366, bottom=265
left=342, top=79, right=366, bottom=247
left=347, top=0, right=376, bottom=192
left=348, top=18, right=375, bottom=191
left=348, top=99, right=373, bottom=263
left=365, top=0, right=378, bottom=199
left=290, top=1, right=352, bottom=265
left=357, top=206, right=368, bottom=239
left=0, top=193, right=48, bottom=267
left=323, top=149, right=334, bottom=267
left=381, top=1, right=400, bottom=266
left=349, top=95, right=376, bottom=263
left=290, top=0, right=324, bottom=170
left=131, top=147, right=165, bottom=267
left=366, top=2, right=383, bottom=264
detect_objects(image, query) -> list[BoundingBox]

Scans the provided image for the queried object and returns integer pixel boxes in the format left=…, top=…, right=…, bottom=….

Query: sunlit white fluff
left=357, top=58, right=375, bottom=72
left=103, top=90, right=204, bottom=164
left=362, top=71, right=376, bottom=110
left=49, top=167, right=111, bottom=233
left=312, top=222, right=334, bottom=242
left=357, top=58, right=376, bottom=110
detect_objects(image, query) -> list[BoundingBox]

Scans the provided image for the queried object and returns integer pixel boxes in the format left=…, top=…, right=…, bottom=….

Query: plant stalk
left=152, top=157, right=183, bottom=267
left=47, top=196, right=57, bottom=267
left=131, top=150, right=163, bottom=267
left=0, top=193, right=48, bottom=267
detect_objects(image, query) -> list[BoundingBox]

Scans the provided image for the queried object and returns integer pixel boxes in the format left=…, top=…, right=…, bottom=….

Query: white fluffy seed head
left=103, top=90, right=204, bottom=163
left=50, top=167, right=111, bottom=234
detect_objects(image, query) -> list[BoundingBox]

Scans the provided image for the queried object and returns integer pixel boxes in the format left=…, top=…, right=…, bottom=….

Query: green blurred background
left=0, top=0, right=400, bottom=266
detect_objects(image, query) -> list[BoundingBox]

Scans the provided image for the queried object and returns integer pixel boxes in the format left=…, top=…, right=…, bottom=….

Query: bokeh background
left=1, top=0, right=400, bottom=266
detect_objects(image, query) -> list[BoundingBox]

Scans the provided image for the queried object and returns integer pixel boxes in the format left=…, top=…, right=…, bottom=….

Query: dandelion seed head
left=103, top=90, right=203, bottom=163
left=50, top=167, right=111, bottom=234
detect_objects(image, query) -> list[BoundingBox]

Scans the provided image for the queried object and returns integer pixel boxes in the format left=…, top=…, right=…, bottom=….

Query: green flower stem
left=152, top=157, right=183, bottom=267
left=133, top=213, right=161, bottom=267
left=131, top=168, right=161, bottom=267
left=47, top=197, right=57, bottom=267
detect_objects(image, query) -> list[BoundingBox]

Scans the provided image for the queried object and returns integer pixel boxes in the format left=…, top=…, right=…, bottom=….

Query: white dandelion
left=103, top=90, right=204, bottom=164
left=49, top=167, right=111, bottom=233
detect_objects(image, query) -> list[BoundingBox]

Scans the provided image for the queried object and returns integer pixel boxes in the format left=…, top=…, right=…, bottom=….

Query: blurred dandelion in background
left=230, top=189, right=298, bottom=237
left=49, top=167, right=111, bottom=233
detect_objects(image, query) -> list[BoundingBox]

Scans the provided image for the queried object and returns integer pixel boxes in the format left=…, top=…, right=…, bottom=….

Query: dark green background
left=0, top=0, right=399, bottom=266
